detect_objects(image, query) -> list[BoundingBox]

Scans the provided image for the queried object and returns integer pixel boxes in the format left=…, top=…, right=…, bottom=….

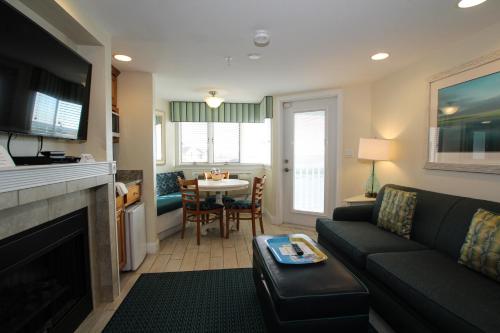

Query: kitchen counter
left=116, top=169, right=143, bottom=187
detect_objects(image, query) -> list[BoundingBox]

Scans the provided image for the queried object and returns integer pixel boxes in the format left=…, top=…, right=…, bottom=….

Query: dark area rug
left=104, top=268, right=377, bottom=332
left=103, top=268, right=266, bottom=332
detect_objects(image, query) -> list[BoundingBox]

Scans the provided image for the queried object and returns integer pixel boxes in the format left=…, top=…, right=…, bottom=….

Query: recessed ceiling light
left=254, top=30, right=270, bottom=47
left=248, top=53, right=261, bottom=60
left=371, top=52, right=390, bottom=61
left=458, top=0, right=487, bottom=8
left=113, top=54, right=132, bottom=62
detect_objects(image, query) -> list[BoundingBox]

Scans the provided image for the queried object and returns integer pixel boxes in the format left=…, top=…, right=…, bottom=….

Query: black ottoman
left=253, top=234, right=369, bottom=332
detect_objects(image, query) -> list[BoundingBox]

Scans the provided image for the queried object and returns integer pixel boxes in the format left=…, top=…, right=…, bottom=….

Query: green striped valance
left=170, top=96, right=273, bottom=123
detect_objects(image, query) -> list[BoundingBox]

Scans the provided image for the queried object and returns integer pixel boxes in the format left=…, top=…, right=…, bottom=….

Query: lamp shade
left=358, top=138, right=392, bottom=161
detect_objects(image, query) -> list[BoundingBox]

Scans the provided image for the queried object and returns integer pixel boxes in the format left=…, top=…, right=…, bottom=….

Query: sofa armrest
left=332, top=205, right=374, bottom=222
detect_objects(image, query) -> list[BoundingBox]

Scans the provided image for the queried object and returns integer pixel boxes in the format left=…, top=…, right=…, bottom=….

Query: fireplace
left=0, top=208, right=92, bottom=333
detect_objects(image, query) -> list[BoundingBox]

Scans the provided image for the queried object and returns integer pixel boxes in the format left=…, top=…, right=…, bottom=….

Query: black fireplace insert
left=0, top=208, right=93, bottom=333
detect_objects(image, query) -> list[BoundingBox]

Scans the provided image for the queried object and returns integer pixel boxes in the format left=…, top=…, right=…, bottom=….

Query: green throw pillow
left=458, top=208, right=500, bottom=282
left=377, top=187, right=417, bottom=239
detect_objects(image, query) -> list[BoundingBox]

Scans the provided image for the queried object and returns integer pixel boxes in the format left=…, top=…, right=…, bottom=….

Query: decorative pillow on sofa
left=156, top=171, right=185, bottom=196
left=458, top=208, right=500, bottom=282
left=377, top=187, right=417, bottom=239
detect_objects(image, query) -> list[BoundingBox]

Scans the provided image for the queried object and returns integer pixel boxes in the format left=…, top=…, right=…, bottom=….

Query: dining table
left=197, top=178, right=249, bottom=235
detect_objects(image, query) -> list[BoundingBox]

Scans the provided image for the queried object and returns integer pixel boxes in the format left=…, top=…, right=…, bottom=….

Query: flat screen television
left=0, top=1, right=92, bottom=141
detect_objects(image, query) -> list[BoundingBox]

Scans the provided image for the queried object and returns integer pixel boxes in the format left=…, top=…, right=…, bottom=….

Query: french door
left=282, top=97, right=337, bottom=226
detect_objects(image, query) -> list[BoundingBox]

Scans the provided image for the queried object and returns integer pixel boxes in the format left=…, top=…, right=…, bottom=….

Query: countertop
left=116, top=170, right=143, bottom=187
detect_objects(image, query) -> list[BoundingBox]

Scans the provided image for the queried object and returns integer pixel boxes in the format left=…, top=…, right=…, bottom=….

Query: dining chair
left=178, top=177, right=224, bottom=245
left=225, top=175, right=266, bottom=238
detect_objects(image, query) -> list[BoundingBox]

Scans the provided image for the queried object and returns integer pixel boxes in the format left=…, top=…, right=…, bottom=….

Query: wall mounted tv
left=0, top=2, right=92, bottom=141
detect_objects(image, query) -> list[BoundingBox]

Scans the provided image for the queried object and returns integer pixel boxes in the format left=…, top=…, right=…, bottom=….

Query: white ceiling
left=77, top=0, right=500, bottom=102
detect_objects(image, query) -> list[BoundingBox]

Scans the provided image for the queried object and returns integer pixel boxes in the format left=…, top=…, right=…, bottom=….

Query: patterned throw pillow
left=458, top=209, right=500, bottom=282
left=377, top=187, right=417, bottom=239
left=156, top=171, right=185, bottom=195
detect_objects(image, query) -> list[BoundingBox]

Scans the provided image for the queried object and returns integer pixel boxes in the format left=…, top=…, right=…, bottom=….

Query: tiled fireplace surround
left=0, top=162, right=120, bottom=308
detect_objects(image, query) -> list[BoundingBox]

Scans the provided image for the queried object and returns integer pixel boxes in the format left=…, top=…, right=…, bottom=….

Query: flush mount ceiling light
left=371, top=52, right=390, bottom=61
left=458, top=0, right=487, bottom=8
left=113, top=54, right=132, bottom=62
left=248, top=53, right=262, bottom=60
left=204, top=91, right=224, bottom=108
left=441, top=105, right=459, bottom=115
left=254, top=30, right=270, bottom=47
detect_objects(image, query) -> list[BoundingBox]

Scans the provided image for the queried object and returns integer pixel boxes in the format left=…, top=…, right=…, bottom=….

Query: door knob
left=284, top=168, right=290, bottom=172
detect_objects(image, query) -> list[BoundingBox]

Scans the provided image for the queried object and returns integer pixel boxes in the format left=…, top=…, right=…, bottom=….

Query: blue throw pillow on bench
left=157, top=171, right=185, bottom=196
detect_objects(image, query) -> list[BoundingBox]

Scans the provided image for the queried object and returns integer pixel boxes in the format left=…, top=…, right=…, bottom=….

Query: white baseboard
left=158, top=224, right=182, bottom=241
left=146, top=240, right=160, bottom=254
left=264, top=208, right=281, bottom=225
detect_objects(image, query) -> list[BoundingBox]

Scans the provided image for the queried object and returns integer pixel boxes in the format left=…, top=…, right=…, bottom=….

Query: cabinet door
left=116, top=209, right=127, bottom=270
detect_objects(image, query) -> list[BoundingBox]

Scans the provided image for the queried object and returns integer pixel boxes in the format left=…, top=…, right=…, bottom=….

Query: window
left=178, top=120, right=271, bottom=165
left=241, top=119, right=271, bottom=165
left=155, top=112, right=165, bottom=165
left=180, top=122, right=208, bottom=163
left=214, top=123, right=239, bottom=163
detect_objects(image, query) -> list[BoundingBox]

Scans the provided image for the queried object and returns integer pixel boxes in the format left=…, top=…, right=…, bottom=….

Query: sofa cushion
left=373, top=185, right=461, bottom=247
left=316, top=218, right=427, bottom=268
left=367, top=250, right=500, bottom=333
left=458, top=208, right=500, bottom=282
left=377, top=187, right=417, bottom=239
left=436, top=198, right=500, bottom=260
left=156, top=192, right=182, bottom=216
left=156, top=171, right=185, bottom=196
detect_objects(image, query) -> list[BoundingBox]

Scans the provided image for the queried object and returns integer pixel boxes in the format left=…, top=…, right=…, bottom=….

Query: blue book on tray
left=266, top=234, right=328, bottom=265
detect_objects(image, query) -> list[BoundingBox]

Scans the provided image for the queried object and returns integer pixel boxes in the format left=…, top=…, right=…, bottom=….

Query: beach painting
left=437, top=71, right=500, bottom=153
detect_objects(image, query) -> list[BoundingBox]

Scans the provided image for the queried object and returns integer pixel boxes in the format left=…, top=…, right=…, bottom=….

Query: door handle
left=284, top=168, right=290, bottom=172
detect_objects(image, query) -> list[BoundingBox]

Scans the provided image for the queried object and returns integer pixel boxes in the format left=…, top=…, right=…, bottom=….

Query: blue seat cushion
left=186, top=201, right=224, bottom=211
left=157, top=192, right=182, bottom=216
left=156, top=171, right=185, bottom=196
left=228, top=200, right=260, bottom=209
left=206, top=195, right=235, bottom=206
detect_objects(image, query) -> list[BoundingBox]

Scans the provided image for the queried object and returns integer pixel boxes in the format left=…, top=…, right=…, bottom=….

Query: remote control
left=291, top=243, right=304, bottom=256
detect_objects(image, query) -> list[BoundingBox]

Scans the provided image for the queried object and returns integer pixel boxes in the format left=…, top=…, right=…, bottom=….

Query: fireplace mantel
left=0, top=161, right=119, bottom=306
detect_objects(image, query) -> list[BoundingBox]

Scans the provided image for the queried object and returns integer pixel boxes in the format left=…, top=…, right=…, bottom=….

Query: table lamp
left=358, top=138, right=392, bottom=198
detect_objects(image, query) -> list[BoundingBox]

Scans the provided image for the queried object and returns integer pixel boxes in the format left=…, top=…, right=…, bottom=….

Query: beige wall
left=372, top=22, right=500, bottom=202
left=340, top=83, right=373, bottom=199
left=117, top=72, right=158, bottom=250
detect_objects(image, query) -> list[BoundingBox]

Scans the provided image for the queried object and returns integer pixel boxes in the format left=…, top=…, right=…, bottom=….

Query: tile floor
left=76, top=218, right=393, bottom=332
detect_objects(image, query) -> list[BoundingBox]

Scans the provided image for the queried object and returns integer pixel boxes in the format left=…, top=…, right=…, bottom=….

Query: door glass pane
left=293, top=111, right=325, bottom=213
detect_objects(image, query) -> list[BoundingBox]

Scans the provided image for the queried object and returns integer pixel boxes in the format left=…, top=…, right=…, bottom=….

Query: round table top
left=197, top=179, right=249, bottom=192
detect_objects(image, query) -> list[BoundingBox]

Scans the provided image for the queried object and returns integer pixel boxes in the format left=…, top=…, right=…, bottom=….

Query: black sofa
left=316, top=184, right=500, bottom=333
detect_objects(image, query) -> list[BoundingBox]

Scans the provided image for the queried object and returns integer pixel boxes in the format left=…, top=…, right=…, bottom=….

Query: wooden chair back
left=251, top=176, right=266, bottom=209
left=178, top=177, right=201, bottom=211
left=204, top=171, right=230, bottom=180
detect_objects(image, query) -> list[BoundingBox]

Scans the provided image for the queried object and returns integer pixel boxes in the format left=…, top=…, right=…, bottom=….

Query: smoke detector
left=254, top=30, right=270, bottom=47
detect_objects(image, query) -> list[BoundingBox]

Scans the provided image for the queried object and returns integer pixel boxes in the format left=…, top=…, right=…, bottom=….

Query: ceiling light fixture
left=248, top=53, right=261, bottom=60
left=254, top=30, right=270, bottom=47
left=113, top=54, right=132, bottom=62
left=204, top=91, right=224, bottom=108
left=458, top=0, right=487, bottom=8
left=441, top=105, right=459, bottom=115
left=371, top=52, right=390, bottom=61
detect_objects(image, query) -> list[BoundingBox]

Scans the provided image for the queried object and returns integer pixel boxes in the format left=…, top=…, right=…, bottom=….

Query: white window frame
left=176, top=122, right=271, bottom=167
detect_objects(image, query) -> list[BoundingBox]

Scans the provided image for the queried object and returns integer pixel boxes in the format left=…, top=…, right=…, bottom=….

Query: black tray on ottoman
left=253, top=234, right=370, bottom=332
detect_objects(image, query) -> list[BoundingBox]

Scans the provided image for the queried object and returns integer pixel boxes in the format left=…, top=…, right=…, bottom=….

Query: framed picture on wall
left=425, top=52, right=500, bottom=174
